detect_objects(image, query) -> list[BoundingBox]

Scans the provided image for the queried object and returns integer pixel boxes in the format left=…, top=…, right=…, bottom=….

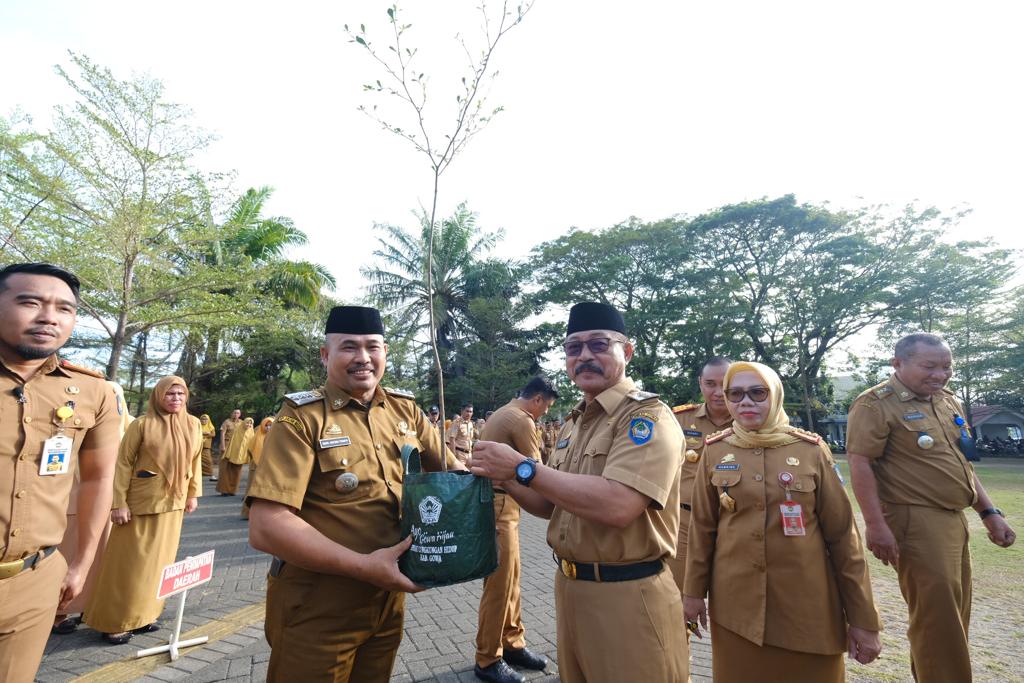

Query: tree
left=346, top=1, right=532, bottom=455
left=0, top=52, right=241, bottom=379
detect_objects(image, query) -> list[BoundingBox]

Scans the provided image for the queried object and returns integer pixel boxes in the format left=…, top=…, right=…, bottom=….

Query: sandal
left=103, top=631, right=133, bottom=645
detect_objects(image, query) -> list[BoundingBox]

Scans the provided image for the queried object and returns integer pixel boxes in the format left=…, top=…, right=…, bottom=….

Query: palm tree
left=362, top=203, right=500, bottom=352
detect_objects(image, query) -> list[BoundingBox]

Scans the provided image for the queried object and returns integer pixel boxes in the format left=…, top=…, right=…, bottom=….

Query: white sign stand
left=136, top=550, right=215, bottom=661
left=135, top=588, right=208, bottom=661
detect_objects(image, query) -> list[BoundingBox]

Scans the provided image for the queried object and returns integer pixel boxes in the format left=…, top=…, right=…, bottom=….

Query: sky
left=2, top=0, right=1022, bottom=313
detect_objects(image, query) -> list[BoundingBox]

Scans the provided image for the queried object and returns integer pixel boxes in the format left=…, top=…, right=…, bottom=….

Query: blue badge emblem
left=629, top=418, right=654, bottom=445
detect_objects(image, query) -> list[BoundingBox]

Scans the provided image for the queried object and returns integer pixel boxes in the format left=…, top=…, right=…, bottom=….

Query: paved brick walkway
left=38, top=473, right=712, bottom=682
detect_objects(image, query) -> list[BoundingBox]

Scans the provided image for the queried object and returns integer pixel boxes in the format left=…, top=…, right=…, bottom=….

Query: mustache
left=574, top=362, right=604, bottom=376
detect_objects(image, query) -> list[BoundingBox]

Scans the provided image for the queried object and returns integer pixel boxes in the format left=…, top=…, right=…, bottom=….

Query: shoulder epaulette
left=672, top=403, right=699, bottom=414
left=284, top=389, right=324, bottom=406
left=871, top=384, right=894, bottom=399
left=384, top=386, right=416, bottom=400
left=60, top=359, right=105, bottom=378
left=706, top=428, right=732, bottom=444
left=627, top=389, right=659, bottom=401
left=790, top=428, right=822, bottom=444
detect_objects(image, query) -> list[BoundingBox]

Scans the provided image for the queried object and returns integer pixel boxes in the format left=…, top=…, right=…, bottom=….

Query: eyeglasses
left=725, top=386, right=770, bottom=403
left=563, top=337, right=624, bottom=357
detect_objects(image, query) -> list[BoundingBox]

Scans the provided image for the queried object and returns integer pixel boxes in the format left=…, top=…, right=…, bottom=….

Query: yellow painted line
left=72, top=601, right=266, bottom=683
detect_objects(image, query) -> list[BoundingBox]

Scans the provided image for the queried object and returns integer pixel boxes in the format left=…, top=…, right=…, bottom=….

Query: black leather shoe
left=103, top=631, right=133, bottom=645
left=474, top=659, right=525, bottom=683
left=503, top=646, right=548, bottom=671
left=132, top=621, right=160, bottom=634
left=52, top=615, right=81, bottom=635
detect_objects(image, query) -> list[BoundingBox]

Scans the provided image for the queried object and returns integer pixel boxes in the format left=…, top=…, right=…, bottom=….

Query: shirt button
left=11, top=528, right=19, bottom=536
left=751, top=530, right=763, bottom=539
left=24, top=416, right=32, bottom=423
left=753, top=448, right=763, bottom=456
left=754, top=474, right=763, bottom=482
left=375, top=444, right=382, bottom=450
left=755, top=502, right=765, bottom=511
left=16, top=490, right=26, bottom=498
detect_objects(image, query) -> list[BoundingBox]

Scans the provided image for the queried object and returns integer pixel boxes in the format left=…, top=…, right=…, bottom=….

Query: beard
left=15, top=343, right=59, bottom=360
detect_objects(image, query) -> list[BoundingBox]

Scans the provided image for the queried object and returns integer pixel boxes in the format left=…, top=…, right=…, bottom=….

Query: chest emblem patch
left=628, top=417, right=655, bottom=445
left=721, top=453, right=736, bottom=463
left=325, top=424, right=343, bottom=435
left=397, top=420, right=409, bottom=435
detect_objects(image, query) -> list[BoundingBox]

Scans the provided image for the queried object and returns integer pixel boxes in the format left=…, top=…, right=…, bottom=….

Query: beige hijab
left=141, top=376, right=199, bottom=498
left=249, top=417, right=274, bottom=466
left=225, top=417, right=256, bottom=465
left=724, top=361, right=801, bottom=449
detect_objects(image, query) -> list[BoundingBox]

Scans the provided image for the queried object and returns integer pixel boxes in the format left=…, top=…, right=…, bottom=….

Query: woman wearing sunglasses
left=682, top=361, right=882, bottom=682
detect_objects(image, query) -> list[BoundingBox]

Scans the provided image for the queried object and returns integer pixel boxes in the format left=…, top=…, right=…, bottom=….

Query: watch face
left=516, top=461, right=532, bottom=478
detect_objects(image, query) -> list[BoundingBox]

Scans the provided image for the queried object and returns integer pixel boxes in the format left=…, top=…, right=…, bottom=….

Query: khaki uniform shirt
left=847, top=376, right=976, bottom=510
left=479, top=401, right=541, bottom=461
left=684, top=432, right=880, bottom=654
left=248, top=384, right=458, bottom=555
left=446, top=417, right=474, bottom=454
left=0, top=355, right=119, bottom=562
left=547, top=378, right=683, bottom=564
left=673, top=403, right=732, bottom=508
left=111, top=415, right=203, bottom=514
left=221, top=417, right=241, bottom=451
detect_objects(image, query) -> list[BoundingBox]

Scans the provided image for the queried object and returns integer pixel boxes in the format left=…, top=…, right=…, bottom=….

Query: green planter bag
left=399, top=445, right=498, bottom=587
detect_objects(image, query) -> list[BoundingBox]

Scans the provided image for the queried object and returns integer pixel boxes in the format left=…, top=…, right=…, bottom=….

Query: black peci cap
left=566, top=301, right=626, bottom=335
left=325, top=306, right=385, bottom=335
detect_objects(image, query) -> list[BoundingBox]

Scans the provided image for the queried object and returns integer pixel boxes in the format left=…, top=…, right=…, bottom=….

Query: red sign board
left=156, top=550, right=215, bottom=599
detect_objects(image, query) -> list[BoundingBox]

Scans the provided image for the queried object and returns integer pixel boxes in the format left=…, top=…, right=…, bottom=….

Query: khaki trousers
left=0, top=550, right=67, bottom=683
left=554, top=565, right=688, bottom=683
left=265, top=564, right=405, bottom=683
left=885, top=503, right=973, bottom=683
left=475, top=493, right=527, bottom=667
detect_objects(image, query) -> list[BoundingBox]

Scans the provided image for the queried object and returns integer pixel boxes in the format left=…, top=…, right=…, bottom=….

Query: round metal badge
left=335, top=472, right=359, bottom=493
left=917, top=433, right=935, bottom=450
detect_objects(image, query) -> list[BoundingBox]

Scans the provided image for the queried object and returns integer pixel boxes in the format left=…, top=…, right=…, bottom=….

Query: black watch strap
left=979, top=507, right=1004, bottom=520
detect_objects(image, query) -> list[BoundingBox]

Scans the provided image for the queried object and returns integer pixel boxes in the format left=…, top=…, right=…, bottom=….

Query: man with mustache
left=471, top=302, right=688, bottom=683
left=847, top=333, right=1016, bottom=682
left=247, top=305, right=462, bottom=682
left=0, top=263, right=120, bottom=682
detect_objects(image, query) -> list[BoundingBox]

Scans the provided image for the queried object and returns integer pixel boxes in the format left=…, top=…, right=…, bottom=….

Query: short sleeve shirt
left=847, top=375, right=976, bottom=510
left=479, top=401, right=541, bottom=460
left=0, top=356, right=119, bottom=561
left=247, top=383, right=454, bottom=554
left=673, top=403, right=732, bottom=507
left=547, top=378, right=683, bottom=564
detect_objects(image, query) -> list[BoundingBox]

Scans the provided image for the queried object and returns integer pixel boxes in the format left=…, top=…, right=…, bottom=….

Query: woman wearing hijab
left=84, top=376, right=202, bottom=645
left=199, top=414, right=216, bottom=478
left=683, top=362, right=882, bottom=682
left=217, top=416, right=254, bottom=496
left=52, top=382, right=135, bottom=635
left=240, top=417, right=273, bottom=519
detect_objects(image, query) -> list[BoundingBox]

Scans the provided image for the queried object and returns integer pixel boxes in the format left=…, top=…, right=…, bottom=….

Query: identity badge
left=40, top=435, right=73, bottom=475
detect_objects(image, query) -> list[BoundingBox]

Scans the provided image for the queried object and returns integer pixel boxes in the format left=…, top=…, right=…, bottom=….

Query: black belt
left=0, top=546, right=57, bottom=581
left=494, top=488, right=508, bottom=494
left=681, top=503, right=691, bottom=511
left=556, top=555, right=664, bottom=582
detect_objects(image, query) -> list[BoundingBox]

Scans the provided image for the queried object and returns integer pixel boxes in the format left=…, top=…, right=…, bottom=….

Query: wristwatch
left=514, top=458, right=537, bottom=487
left=979, top=507, right=1004, bottom=520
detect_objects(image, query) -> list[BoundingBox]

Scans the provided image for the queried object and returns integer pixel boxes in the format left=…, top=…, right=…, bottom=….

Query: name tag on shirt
left=780, top=501, right=806, bottom=536
left=556, top=438, right=570, bottom=449
left=40, top=435, right=73, bottom=476
left=903, top=412, right=926, bottom=421
left=684, top=429, right=702, bottom=438
left=318, top=437, right=351, bottom=449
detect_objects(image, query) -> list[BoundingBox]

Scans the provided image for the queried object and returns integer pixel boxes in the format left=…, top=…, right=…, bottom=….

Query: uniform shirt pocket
left=710, top=471, right=742, bottom=489
left=580, top=435, right=612, bottom=475
left=316, top=446, right=375, bottom=503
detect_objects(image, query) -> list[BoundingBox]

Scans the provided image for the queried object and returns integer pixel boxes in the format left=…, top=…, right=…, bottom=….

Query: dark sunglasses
left=725, top=386, right=770, bottom=403
left=563, top=337, right=624, bottom=357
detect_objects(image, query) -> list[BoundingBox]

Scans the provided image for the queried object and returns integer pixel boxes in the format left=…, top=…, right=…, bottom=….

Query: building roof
left=971, top=405, right=1024, bottom=426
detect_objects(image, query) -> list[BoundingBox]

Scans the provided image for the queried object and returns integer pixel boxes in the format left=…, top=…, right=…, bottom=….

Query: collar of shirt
left=324, top=382, right=387, bottom=411
left=0, top=353, right=69, bottom=382
left=887, top=374, right=933, bottom=403
left=569, top=377, right=636, bottom=420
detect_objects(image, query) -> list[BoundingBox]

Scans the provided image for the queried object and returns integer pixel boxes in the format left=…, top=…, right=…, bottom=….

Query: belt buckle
left=560, top=558, right=576, bottom=580
left=0, top=557, right=26, bottom=580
